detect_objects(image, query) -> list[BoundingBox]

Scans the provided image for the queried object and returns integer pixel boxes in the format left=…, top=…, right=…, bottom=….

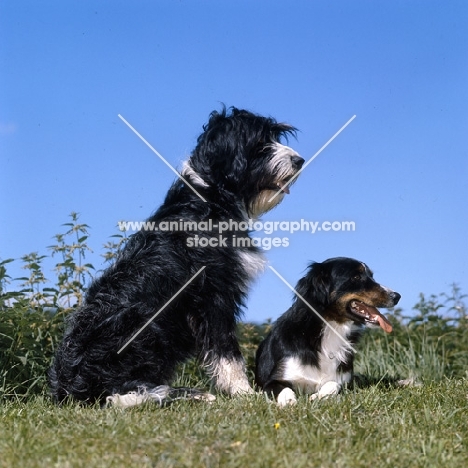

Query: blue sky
left=1, top=0, right=467, bottom=322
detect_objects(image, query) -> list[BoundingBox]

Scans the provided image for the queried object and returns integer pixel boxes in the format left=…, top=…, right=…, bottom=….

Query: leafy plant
left=101, top=221, right=129, bottom=264
left=48, top=211, right=95, bottom=308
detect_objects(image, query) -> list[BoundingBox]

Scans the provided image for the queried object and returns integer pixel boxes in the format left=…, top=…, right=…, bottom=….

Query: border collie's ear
left=295, top=262, right=331, bottom=308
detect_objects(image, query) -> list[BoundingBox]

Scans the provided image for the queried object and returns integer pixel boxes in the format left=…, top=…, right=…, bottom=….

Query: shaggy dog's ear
left=295, top=262, right=331, bottom=309
left=190, top=107, right=247, bottom=190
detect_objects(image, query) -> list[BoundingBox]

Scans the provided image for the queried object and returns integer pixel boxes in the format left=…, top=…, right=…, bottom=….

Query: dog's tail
left=105, top=385, right=216, bottom=408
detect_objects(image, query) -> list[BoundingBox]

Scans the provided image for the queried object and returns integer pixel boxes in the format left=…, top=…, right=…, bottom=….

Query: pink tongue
left=375, top=313, right=393, bottom=333
left=361, top=303, right=393, bottom=333
left=281, top=184, right=290, bottom=194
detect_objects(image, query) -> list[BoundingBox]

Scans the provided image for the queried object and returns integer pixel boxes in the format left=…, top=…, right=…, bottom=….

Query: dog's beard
left=249, top=143, right=302, bottom=217
left=249, top=190, right=286, bottom=218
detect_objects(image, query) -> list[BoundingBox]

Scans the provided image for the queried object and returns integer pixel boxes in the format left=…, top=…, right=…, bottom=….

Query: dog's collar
left=180, top=161, right=209, bottom=188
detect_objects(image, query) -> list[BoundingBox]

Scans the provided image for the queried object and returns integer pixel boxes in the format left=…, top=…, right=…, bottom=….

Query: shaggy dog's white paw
left=106, top=391, right=149, bottom=408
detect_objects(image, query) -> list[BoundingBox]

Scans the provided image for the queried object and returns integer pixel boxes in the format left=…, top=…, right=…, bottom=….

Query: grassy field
left=1, top=379, right=467, bottom=468
left=2, top=322, right=468, bottom=468
left=1, top=215, right=467, bottom=467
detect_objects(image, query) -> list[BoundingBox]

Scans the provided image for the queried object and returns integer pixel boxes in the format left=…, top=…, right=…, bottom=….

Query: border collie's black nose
left=291, top=155, right=305, bottom=170
left=391, top=292, right=401, bottom=305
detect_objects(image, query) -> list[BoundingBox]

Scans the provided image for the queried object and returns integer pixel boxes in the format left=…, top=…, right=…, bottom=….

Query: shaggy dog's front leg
left=202, top=324, right=253, bottom=395
left=205, top=353, right=253, bottom=395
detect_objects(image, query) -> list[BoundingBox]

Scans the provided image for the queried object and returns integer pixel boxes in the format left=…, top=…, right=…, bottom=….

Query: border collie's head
left=296, top=257, right=401, bottom=333
left=181, top=107, right=304, bottom=217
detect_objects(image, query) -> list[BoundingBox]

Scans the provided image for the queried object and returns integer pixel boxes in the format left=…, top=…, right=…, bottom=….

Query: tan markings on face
left=338, top=289, right=395, bottom=309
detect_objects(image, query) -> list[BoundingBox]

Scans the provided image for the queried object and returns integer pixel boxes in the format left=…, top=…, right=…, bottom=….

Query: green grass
left=1, top=379, right=467, bottom=468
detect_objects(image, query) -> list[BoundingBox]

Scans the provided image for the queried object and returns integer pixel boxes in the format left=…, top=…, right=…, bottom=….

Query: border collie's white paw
left=277, top=387, right=297, bottom=407
left=310, top=381, right=341, bottom=401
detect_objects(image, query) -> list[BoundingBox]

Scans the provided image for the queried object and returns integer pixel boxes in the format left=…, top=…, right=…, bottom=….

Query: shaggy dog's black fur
left=49, top=107, right=304, bottom=407
left=255, top=257, right=400, bottom=406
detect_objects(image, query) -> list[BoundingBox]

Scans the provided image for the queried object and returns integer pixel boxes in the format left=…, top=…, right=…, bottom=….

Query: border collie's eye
left=352, top=275, right=361, bottom=281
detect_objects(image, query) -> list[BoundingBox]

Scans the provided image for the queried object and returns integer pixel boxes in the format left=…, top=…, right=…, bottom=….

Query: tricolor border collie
left=49, top=107, right=304, bottom=407
left=255, top=257, right=400, bottom=406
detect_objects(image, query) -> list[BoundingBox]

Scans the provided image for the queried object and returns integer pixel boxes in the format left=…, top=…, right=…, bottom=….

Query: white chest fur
left=281, top=321, right=357, bottom=394
left=237, top=249, right=267, bottom=291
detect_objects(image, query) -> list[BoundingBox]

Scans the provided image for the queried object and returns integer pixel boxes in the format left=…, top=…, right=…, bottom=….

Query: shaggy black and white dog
left=49, top=107, right=304, bottom=407
left=255, top=257, right=400, bottom=406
